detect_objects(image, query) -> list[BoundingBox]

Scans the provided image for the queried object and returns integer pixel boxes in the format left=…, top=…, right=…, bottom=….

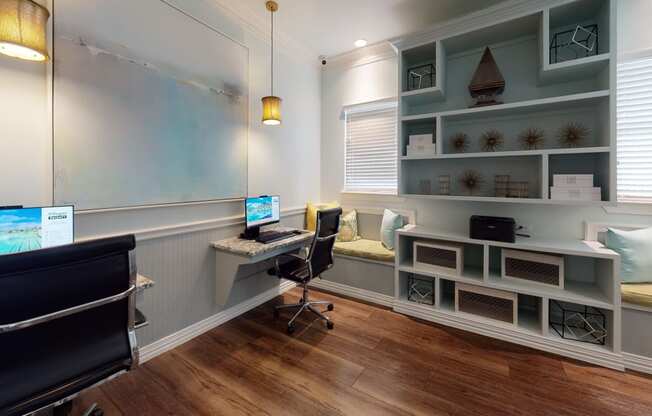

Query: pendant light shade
left=262, top=1, right=281, bottom=126
left=262, top=95, right=282, bottom=126
left=0, top=0, right=50, bottom=62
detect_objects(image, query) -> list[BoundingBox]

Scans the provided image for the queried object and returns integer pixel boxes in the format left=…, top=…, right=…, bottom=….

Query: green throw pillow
left=380, top=209, right=404, bottom=250
left=337, top=210, right=360, bottom=242
left=605, top=227, right=652, bottom=284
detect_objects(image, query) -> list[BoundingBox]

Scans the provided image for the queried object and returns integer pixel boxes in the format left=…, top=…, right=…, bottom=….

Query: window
left=344, top=101, right=398, bottom=194
left=617, top=55, right=652, bottom=203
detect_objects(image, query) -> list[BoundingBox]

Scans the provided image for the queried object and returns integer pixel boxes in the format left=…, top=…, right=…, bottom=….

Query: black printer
left=469, top=215, right=516, bottom=243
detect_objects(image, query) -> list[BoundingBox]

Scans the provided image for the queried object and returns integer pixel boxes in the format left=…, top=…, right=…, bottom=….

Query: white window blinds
left=617, top=56, right=652, bottom=203
left=344, top=102, right=398, bottom=194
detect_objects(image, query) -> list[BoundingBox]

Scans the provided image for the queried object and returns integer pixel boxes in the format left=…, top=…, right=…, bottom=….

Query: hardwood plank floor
left=72, top=288, right=652, bottom=416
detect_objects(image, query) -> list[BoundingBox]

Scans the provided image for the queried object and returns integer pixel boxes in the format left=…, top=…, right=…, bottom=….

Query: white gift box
left=553, top=174, right=594, bottom=188
left=408, top=134, right=433, bottom=147
left=407, top=143, right=436, bottom=156
left=550, top=187, right=601, bottom=201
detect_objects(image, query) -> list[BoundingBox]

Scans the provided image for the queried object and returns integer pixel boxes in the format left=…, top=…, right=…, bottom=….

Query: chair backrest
left=0, top=235, right=138, bottom=416
left=307, top=207, right=342, bottom=277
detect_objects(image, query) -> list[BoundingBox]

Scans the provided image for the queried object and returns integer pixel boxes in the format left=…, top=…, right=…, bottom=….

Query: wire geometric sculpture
left=550, top=24, right=599, bottom=64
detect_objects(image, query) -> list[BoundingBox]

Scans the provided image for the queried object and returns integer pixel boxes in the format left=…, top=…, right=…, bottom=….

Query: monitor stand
left=240, top=226, right=260, bottom=240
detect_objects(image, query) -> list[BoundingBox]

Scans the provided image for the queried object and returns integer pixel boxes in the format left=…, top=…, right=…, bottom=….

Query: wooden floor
left=72, top=288, right=652, bottom=416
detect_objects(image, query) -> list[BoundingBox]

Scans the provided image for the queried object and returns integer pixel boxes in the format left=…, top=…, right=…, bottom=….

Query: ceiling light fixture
left=262, top=1, right=281, bottom=126
left=0, top=0, right=50, bottom=62
left=354, top=39, right=368, bottom=48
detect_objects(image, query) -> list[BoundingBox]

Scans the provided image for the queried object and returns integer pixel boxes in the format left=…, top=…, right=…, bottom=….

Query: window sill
left=340, top=191, right=406, bottom=202
left=603, top=203, right=652, bottom=216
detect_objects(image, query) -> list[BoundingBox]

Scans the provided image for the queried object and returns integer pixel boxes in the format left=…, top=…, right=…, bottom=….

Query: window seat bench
left=622, top=284, right=652, bottom=309
left=309, top=207, right=414, bottom=302
left=333, top=239, right=395, bottom=263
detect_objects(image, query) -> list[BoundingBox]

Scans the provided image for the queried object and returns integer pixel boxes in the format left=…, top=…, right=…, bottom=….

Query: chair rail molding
left=79, top=206, right=307, bottom=243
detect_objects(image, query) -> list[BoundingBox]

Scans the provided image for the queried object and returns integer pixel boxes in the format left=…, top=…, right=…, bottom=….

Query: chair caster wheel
left=287, top=323, right=296, bottom=334
left=273, top=309, right=279, bottom=319
left=326, top=321, right=334, bottom=330
left=327, top=304, right=334, bottom=311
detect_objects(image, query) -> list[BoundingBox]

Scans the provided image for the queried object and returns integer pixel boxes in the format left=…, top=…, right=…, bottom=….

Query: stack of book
left=406, top=134, right=435, bottom=157
left=550, top=175, right=601, bottom=201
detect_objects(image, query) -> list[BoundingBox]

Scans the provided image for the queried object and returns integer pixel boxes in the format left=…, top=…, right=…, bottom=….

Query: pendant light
left=0, top=0, right=50, bottom=62
left=262, top=1, right=281, bottom=126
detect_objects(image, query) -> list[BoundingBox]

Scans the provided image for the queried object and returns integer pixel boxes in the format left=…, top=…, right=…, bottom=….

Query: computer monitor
left=242, top=196, right=280, bottom=239
left=0, top=206, right=74, bottom=256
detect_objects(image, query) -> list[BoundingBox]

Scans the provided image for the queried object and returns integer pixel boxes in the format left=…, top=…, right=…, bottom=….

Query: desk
left=211, top=227, right=314, bottom=306
left=135, top=274, right=154, bottom=329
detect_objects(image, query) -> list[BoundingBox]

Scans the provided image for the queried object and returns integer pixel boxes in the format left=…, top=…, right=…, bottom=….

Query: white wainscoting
left=139, top=280, right=296, bottom=363
left=125, top=207, right=305, bottom=347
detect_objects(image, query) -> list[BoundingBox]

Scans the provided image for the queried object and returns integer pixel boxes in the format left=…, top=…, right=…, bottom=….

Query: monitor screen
left=0, top=206, right=74, bottom=256
left=245, top=196, right=280, bottom=228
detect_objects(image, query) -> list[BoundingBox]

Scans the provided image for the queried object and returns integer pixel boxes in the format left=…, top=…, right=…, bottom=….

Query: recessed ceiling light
left=354, top=39, right=368, bottom=48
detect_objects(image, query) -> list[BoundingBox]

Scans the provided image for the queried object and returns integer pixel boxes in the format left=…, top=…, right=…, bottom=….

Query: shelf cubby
left=398, top=236, right=484, bottom=283
left=401, top=42, right=446, bottom=114
left=439, top=91, right=610, bottom=154
left=548, top=299, right=614, bottom=350
left=401, top=117, right=437, bottom=157
left=518, top=294, right=544, bottom=335
left=548, top=151, right=611, bottom=201
left=439, top=278, right=456, bottom=312
left=548, top=0, right=610, bottom=64
left=540, top=0, right=613, bottom=84
left=402, top=155, right=542, bottom=199
left=488, top=246, right=616, bottom=310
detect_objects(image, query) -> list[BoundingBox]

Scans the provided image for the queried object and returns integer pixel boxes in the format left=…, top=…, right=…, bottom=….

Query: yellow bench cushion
left=334, top=239, right=395, bottom=263
left=622, top=284, right=652, bottom=308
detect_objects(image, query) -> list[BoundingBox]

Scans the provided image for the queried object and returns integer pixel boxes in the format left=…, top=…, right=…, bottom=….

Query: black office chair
left=273, top=207, right=342, bottom=334
left=0, top=235, right=139, bottom=416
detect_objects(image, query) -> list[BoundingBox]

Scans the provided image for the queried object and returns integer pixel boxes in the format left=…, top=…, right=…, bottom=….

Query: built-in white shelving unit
left=394, top=0, right=616, bottom=205
left=395, top=225, right=623, bottom=369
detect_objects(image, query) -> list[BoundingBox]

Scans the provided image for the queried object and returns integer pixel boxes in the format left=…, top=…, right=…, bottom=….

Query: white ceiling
left=221, top=0, right=507, bottom=58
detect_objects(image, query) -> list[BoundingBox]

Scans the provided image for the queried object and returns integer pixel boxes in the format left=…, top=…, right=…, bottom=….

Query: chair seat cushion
left=622, top=283, right=652, bottom=308
left=334, top=239, right=395, bottom=262
left=277, top=257, right=311, bottom=283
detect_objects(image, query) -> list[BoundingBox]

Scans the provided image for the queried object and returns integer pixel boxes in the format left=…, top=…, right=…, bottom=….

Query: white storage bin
left=550, top=187, right=601, bottom=201
left=413, top=240, right=463, bottom=276
left=552, top=174, right=594, bottom=188
left=455, top=283, right=518, bottom=325
left=407, top=143, right=436, bottom=157
left=408, top=134, right=433, bottom=147
left=502, top=249, right=565, bottom=288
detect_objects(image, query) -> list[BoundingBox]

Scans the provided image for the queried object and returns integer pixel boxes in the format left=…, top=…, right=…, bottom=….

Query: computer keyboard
left=256, top=230, right=296, bottom=244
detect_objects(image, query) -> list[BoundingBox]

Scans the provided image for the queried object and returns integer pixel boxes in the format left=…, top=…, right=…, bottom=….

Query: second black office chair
left=273, top=207, right=342, bottom=334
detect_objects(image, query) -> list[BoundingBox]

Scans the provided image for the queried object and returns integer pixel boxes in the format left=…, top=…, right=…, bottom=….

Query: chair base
left=274, top=284, right=334, bottom=334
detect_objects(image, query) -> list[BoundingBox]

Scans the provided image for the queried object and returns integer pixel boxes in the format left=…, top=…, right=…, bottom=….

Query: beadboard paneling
left=132, top=212, right=304, bottom=346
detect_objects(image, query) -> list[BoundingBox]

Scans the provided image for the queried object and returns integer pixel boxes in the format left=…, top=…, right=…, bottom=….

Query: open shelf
left=518, top=294, right=543, bottom=335
left=402, top=155, right=543, bottom=199
left=541, top=0, right=612, bottom=84
left=401, top=146, right=610, bottom=161
left=549, top=151, right=611, bottom=201
left=393, top=226, right=621, bottom=363
left=396, top=1, right=614, bottom=206
left=486, top=271, right=612, bottom=310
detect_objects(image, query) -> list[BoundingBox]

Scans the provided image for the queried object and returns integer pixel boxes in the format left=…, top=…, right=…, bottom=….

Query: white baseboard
left=139, top=280, right=296, bottom=363
left=624, top=352, right=652, bottom=375
left=393, top=300, right=625, bottom=371
left=309, top=279, right=394, bottom=308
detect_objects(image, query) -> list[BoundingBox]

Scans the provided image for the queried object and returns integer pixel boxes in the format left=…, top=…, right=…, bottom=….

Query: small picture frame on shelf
left=407, top=63, right=435, bottom=91
left=407, top=274, right=435, bottom=305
